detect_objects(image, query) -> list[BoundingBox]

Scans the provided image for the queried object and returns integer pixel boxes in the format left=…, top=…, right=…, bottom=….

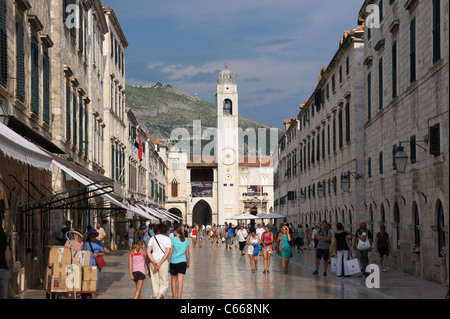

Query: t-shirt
left=170, top=237, right=189, bottom=264
left=297, top=228, right=304, bottom=238
left=84, top=240, right=104, bottom=266
left=334, top=231, right=349, bottom=251
left=148, top=234, right=172, bottom=260
left=316, top=229, right=332, bottom=250
left=226, top=227, right=234, bottom=238
left=237, top=229, right=248, bottom=242
left=127, top=228, right=135, bottom=238
left=376, top=232, right=389, bottom=248
left=256, top=227, right=265, bottom=240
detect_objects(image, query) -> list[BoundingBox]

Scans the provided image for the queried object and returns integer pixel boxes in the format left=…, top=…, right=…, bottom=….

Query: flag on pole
left=133, top=136, right=139, bottom=155
left=138, top=133, right=143, bottom=162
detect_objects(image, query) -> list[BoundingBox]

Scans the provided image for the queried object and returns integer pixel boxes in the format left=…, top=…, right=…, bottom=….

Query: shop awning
left=138, top=204, right=175, bottom=222
left=155, top=207, right=183, bottom=222
left=129, top=204, right=159, bottom=223
left=0, top=122, right=53, bottom=171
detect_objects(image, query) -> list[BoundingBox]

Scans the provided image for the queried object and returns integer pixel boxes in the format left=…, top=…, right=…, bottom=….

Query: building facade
left=359, top=0, right=448, bottom=284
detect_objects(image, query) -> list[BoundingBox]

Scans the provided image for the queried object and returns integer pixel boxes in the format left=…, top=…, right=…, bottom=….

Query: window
left=316, top=133, right=320, bottom=162
left=378, top=58, right=383, bottom=110
left=410, top=136, right=417, bottom=163
left=392, top=41, right=397, bottom=98
left=437, top=201, right=445, bottom=257
left=66, top=83, right=71, bottom=140
left=338, top=109, right=343, bottom=148
left=394, top=203, right=400, bottom=249
left=381, top=204, right=386, bottom=223
left=346, top=56, right=349, bottom=75
left=31, top=37, right=39, bottom=115
left=379, top=0, right=383, bottom=22
left=333, top=117, right=336, bottom=152
left=79, top=100, right=83, bottom=151
left=339, top=65, right=342, bottom=83
left=429, top=124, right=440, bottom=156
left=410, top=17, right=416, bottom=83
left=433, top=0, right=441, bottom=64
left=16, top=16, right=25, bottom=102
left=327, top=125, right=330, bottom=155
left=311, top=137, right=315, bottom=164
left=73, top=92, right=77, bottom=146
left=322, top=128, right=325, bottom=159
left=368, top=72, right=372, bottom=119
left=171, top=179, right=179, bottom=197
left=43, top=53, right=50, bottom=124
left=368, top=157, right=372, bottom=177
left=332, top=74, right=336, bottom=92
left=413, top=203, right=420, bottom=247
left=379, top=151, right=383, bottom=174
left=0, top=0, right=7, bottom=88
left=345, top=103, right=350, bottom=142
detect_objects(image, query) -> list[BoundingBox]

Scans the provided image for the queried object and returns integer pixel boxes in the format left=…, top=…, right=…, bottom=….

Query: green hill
left=125, top=84, right=281, bottom=155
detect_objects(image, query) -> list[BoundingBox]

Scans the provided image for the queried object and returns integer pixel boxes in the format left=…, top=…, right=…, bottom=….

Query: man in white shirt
left=236, top=224, right=248, bottom=255
left=256, top=223, right=265, bottom=241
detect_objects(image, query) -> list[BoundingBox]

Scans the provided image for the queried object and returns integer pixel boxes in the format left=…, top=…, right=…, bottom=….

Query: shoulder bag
left=88, top=241, right=106, bottom=269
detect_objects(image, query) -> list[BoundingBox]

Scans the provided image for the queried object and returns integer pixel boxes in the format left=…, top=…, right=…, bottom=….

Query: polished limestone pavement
left=12, top=239, right=448, bottom=299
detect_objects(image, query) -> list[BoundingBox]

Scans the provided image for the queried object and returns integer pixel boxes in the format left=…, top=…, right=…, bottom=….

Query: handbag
left=345, top=254, right=361, bottom=275
left=253, top=243, right=261, bottom=256
left=88, top=241, right=106, bottom=269
left=330, top=257, right=337, bottom=273
left=357, top=238, right=371, bottom=251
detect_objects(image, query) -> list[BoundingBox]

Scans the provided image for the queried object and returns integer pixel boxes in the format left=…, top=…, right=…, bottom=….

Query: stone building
left=165, top=67, right=274, bottom=226
left=359, top=0, right=448, bottom=284
left=275, top=25, right=366, bottom=234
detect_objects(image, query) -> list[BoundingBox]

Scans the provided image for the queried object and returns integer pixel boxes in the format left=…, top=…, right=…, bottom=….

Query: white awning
left=129, top=204, right=159, bottom=223
left=52, top=160, right=127, bottom=209
left=138, top=204, right=170, bottom=222
left=0, top=122, right=53, bottom=171
left=155, top=207, right=183, bottom=222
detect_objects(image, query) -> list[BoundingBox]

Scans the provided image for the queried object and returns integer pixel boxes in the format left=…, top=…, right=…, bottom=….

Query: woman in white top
left=147, top=223, right=172, bottom=299
left=246, top=229, right=260, bottom=273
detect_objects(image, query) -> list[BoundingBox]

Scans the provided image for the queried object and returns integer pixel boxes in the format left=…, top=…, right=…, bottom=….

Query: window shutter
left=368, top=73, right=372, bottom=119
left=410, top=18, right=416, bottom=83
left=31, top=37, right=39, bottom=115
left=43, top=53, right=50, bottom=124
left=73, top=93, right=77, bottom=146
left=378, top=58, right=383, bottom=110
left=338, top=109, right=343, bottom=147
left=392, top=42, right=397, bottom=98
left=16, top=16, right=25, bottom=102
left=379, top=151, right=383, bottom=174
left=368, top=157, right=372, bottom=178
left=79, top=100, right=83, bottom=151
left=322, top=128, right=325, bottom=159
left=433, top=0, right=441, bottom=64
left=429, top=124, right=440, bottom=156
left=78, top=2, right=83, bottom=53
left=84, top=107, right=88, bottom=154
left=345, top=103, right=350, bottom=142
left=410, top=136, right=417, bottom=164
left=0, top=0, right=7, bottom=88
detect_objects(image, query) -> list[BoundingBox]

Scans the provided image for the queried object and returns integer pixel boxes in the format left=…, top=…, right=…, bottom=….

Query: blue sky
left=105, top=0, right=363, bottom=129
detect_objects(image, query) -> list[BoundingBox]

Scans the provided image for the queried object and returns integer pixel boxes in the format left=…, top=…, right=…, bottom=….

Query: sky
left=104, top=0, right=364, bottom=129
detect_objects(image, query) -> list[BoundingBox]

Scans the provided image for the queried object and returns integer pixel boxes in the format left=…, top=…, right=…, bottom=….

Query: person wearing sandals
left=278, top=225, right=293, bottom=274
left=129, top=240, right=150, bottom=299
left=246, top=229, right=260, bottom=273
left=262, top=225, right=274, bottom=274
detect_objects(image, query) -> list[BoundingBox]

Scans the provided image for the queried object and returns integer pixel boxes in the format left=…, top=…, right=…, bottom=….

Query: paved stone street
left=13, top=238, right=448, bottom=300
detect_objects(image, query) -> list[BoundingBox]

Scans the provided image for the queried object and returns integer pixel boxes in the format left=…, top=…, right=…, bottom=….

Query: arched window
left=413, top=202, right=420, bottom=247
left=369, top=205, right=374, bottom=236
left=223, top=99, right=233, bottom=115
left=381, top=204, right=386, bottom=224
left=348, top=209, right=353, bottom=232
left=437, top=201, right=446, bottom=257
left=394, top=203, right=400, bottom=249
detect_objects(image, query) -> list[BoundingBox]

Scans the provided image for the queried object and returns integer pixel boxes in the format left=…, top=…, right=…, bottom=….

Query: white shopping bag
left=345, top=255, right=361, bottom=275
left=330, top=257, right=337, bottom=273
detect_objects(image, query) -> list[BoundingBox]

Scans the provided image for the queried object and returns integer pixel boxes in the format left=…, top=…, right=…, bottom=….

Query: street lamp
left=341, top=174, right=350, bottom=193
left=300, top=191, right=306, bottom=203
left=393, top=145, right=408, bottom=173
left=0, top=105, right=9, bottom=126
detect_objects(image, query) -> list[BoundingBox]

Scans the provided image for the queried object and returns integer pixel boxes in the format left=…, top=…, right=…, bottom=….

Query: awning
left=0, top=122, right=53, bottom=171
left=154, top=207, right=183, bottom=222
left=138, top=204, right=174, bottom=222
left=129, top=204, right=159, bottom=223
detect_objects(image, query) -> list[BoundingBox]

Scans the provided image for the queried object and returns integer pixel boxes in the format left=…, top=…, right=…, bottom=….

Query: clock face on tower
left=220, top=147, right=236, bottom=165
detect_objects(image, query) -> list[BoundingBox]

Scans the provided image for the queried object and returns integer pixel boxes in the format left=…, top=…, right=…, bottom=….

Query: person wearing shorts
left=169, top=226, right=190, bottom=299
left=312, top=221, right=332, bottom=276
left=376, top=225, right=390, bottom=272
left=236, top=225, right=248, bottom=255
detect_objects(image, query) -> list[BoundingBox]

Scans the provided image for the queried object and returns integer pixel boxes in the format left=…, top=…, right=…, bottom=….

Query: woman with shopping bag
left=356, top=224, right=371, bottom=277
left=333, top=223, right=352, bottom=277
left=246, top=229, right=260, bottom=273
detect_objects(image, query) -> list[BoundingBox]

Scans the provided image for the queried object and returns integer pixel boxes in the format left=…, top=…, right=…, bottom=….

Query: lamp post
left=318, top=182, right=325, bottom=198
left=341, top=174, right=350, bottom=193
left=393, top=145, right=409, bottom=174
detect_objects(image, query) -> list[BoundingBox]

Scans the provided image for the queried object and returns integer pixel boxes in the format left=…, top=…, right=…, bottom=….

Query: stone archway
left=192, top=200, right=212, bottom=226
left=168, top=208, right=183, bottom=225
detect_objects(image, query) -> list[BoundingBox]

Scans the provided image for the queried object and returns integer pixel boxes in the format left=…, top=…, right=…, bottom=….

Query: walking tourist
left=84, top=228, right=105, bottom=291
left=333, top=223, right=351, bottom=277
left=375, top=225, right=390, bottom=272
left=312, top=221, right=332, bottom=276
left=246, top=229, right=260, bottom=273
left=96, top=222, right=106, bottom=243
left=305, top=224, right=311, bottom=249
left=147, top=223, right=172, bottom=299
left=311, top=225, right=319, bottom=249
left=211, top=225, right=218, bottom=247
left=356, top=223, right=371, bottom=277
left=198, top=225, right=205, bottom=248
left=128, top=240, right=150, bottom=299
left=277, top=225, right=293, bottom=274
left=169, top=225, right=174, bottom=238
left=225, top=223, right=235, bottom=249
left=169, top=226, right=190, bottom=299
left=295, top=224, right=305, bottom=252
left=262, top=225, right=274, bottom=273
left=0, top=227, right=11, bottom=299
left=191, top=224, right=198, bottom=248
left=127, top=224, right=136, bottom=249
left=237, top=224, right=248, bottom=255
left=141, top=225, right=151, bottom=248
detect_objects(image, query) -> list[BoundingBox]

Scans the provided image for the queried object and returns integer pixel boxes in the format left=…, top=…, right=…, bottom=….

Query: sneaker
left=323, top=272, right=327, bottom=277
left=312, top=270, right=319, bottom=275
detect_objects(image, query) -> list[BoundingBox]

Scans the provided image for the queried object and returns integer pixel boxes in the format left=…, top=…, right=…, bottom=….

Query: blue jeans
left=360, top=250, right=369, bottom=276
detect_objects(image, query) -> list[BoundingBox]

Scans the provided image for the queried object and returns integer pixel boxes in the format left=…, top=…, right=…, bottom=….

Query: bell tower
left=216, top=65, right=239, bottom=224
